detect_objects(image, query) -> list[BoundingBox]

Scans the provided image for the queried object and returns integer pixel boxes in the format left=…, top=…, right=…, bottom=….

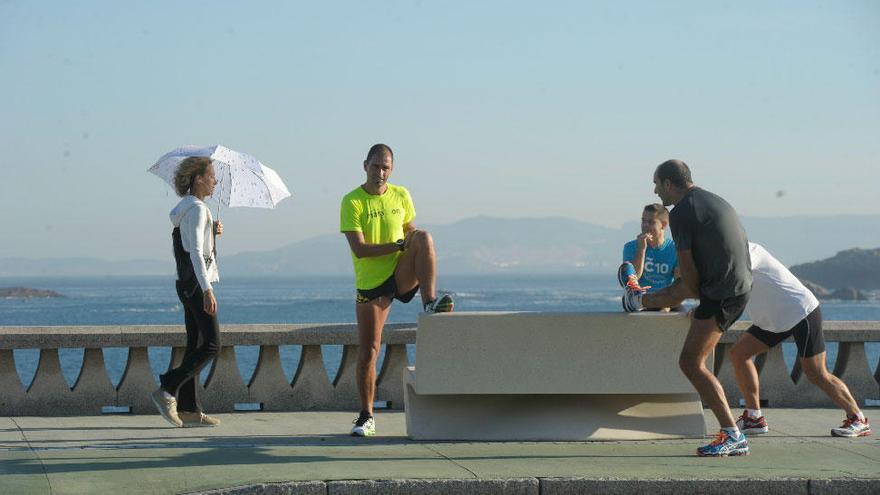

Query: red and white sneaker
left=736, top=412, right=769, bottom=434
left=831, top=415, right=871, bottom=438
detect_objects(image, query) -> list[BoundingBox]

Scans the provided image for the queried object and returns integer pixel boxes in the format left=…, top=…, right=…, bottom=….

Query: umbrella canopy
left=148, top=145, right=291, bottom=208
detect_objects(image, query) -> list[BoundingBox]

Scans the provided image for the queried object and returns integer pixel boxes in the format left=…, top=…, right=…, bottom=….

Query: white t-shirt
left=746, top=242, right=819, bottom=333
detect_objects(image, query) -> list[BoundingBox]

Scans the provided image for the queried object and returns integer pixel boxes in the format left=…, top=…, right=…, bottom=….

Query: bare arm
left=631, top=235, right=649, bottom=277
left=402, top=222, right=418, bottom=248
left=343, top=231, right=400, bottom=258
left=642, top=249, right=699, bottom=308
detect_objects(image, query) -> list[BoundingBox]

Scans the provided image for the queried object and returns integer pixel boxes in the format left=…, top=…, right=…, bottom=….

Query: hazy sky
left=1, top=1, right=878, bottom=260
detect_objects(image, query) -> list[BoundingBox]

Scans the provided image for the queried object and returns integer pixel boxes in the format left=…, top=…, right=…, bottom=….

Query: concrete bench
left=404, top=312, right=706, bottom=441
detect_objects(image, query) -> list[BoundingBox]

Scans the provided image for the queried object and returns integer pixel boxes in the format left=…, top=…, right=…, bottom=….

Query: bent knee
left=678, top=357, right=701, bottom=378
left=411, top=229, right=433, bottom=247
left=729, top=345, right=753, bottom=364
left=802, top=365, right=828, bottom=384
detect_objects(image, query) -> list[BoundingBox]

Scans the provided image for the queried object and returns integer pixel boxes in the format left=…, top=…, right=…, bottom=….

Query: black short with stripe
left=356, top=274, right=419, bottom=304
left=747, top=306, right=825, bottom=358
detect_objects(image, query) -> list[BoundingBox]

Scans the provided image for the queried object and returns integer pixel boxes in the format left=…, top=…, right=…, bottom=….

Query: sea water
left=1, top=275, right=878, bottom=391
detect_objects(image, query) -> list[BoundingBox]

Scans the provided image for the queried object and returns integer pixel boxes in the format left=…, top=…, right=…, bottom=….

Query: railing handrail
left=2, top=320, right=880, bottom=349
left=0, top=323, right=417, bottom=348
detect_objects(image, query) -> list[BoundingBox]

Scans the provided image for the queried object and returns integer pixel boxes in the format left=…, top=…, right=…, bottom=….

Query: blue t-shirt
left=622, top=237, right=678, bottom=291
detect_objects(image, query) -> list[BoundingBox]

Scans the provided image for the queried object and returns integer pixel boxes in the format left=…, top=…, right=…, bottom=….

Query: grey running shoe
left=150, top=388, right=183, bottom=427
left=179, top=411, right=221, bottom=427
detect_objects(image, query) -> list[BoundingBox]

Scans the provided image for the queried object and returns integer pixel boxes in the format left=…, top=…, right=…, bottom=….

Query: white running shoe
left=736, top=411, right=769, bottom=434
left=351, top=414, right=376, bottom=437
left=831, top=415, right=871, bottom=438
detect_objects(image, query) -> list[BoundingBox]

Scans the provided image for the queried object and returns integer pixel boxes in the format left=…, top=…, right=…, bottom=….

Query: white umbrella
left=148, top=145, right=291, bottom=213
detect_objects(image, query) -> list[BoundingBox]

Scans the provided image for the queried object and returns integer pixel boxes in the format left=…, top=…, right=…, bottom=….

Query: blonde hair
left=173, top=157, right=212, bottom=197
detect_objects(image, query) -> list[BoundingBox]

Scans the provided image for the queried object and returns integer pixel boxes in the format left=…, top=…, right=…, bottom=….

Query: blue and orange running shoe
left=696, top=430, right=749, bottom=457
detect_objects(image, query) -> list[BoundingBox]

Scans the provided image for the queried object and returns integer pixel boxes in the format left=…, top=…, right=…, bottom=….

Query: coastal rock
left=0, top=287, right=64, bottom=298
left=790, top=247, right=880, bottom=291
left=829, top=287, right=866, bottom=301
left=800, top=280, right=831, bottom=298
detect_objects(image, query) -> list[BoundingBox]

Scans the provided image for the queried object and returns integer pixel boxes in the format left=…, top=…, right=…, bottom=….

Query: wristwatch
left=395, top=239, right=405, bottom=252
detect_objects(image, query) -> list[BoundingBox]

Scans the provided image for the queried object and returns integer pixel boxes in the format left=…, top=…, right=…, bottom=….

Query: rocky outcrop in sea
left=0, top=287, right=64, bottom=298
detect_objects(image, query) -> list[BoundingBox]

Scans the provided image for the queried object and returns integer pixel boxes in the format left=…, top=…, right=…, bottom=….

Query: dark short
left=747, top=306, right=825, bottom=358
left=693, top=293, right=750, bottom=332
left=356, top=274, right=419, bottom=304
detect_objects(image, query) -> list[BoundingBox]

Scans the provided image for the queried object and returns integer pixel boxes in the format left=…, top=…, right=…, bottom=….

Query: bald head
left=365, top=143, right=393, bottom=164
left=654, top=159, right=693, bottom=189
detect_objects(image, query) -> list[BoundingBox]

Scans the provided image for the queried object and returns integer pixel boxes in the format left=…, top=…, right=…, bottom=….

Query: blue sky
left=1, top=1, right=878, bottom=260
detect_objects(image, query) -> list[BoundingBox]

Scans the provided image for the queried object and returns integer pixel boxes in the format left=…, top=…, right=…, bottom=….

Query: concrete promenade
left=2, top=409, right=878, bottom=495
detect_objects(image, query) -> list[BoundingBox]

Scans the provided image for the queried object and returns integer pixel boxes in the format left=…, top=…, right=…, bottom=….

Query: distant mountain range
left=1, top=214, right=878, bottom=278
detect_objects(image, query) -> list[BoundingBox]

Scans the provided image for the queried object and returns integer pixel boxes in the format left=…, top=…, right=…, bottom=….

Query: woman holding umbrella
left=151, top=156, right=223, bottom=428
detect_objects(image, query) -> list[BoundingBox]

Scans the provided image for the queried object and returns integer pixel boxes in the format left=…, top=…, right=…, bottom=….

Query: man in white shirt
left=729, top=242, right=871, bottom=438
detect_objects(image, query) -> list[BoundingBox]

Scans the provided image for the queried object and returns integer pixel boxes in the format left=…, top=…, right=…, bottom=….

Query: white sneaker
left=150, top=388, right=183, bottom=427
left=831, top=415, right=872, bottom=438
left=351, top=415, right=376, bottom=437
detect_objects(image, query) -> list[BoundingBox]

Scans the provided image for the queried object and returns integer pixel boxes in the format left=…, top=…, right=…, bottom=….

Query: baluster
left=248, top=345, right=295, bottom=410
left=833, top=342, right=880, bottom=406
left=168, top=346, right=186, bottom=371
left=757, top=345, right=799, bottom=407
left=0, top=349, right=27, bottom=416
left=332, top=344, right=361, bottom=410
left=116, top=347, right=157, bottom=413
left=713, top=343, right=743, bottom=407
left=23, top=348, right=73, bottom=416
left=290, top=345, right=336, bottom=409
left=376, top=344, right=409, bottom=410
left=201, top=345, right=248, bottom=412
left=790, top=359, right=835, bottom=407
left=70, top=348, right=116, bottom=414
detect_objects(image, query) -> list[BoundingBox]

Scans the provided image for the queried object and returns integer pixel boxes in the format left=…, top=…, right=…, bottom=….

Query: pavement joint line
left=773, top=424, right=880, bottom=463
left=11, top=417, right=54, bottom=494
left=419, top=443, right=480, bottom=479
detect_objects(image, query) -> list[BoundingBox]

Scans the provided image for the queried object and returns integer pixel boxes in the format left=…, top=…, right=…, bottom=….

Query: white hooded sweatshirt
left=170, top=195, right=219, bottom=293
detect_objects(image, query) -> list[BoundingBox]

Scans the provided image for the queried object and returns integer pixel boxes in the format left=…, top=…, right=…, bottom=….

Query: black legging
left=160, top=281, right=221, bottom=413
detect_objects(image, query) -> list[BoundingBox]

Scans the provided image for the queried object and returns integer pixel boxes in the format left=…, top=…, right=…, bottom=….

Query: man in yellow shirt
left=340, top=143, right=454, bottom=437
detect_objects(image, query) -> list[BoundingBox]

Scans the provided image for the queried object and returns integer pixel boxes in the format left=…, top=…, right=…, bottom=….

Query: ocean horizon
left=2, top=274, right=879, bottom=395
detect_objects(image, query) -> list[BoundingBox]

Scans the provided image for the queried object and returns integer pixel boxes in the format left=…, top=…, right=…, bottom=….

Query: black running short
left=693, top=293, right=749, bottom=332
left=747, top=306, right=825, bottom=359
left=356, top=274, right=419, bottom=304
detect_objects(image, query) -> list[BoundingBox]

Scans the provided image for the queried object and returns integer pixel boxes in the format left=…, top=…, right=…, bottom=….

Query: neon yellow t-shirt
left=340, top=184, right=416, bottom=290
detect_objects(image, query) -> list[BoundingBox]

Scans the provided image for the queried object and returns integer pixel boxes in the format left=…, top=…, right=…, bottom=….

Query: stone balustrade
left=0, top=323, right=415, bottom=416
left=0, top=320, right=878, bottom=416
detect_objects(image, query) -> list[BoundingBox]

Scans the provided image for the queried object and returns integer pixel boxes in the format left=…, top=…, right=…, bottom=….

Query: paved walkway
left=1, top=409, right=878, bottom=494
